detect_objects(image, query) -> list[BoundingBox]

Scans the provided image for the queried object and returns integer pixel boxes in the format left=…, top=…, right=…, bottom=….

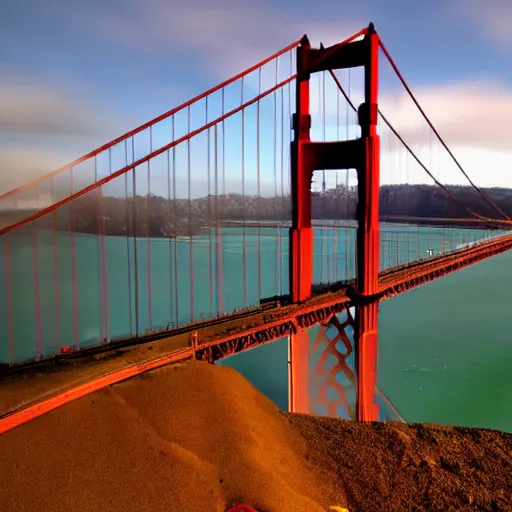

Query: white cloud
left=0, top=65, right=136, bottom=197
left=379, top=78, right=512, bottom=152
left=449, top=0, right=512, bottom=47
left=0, top=84, right=118, bottom=138
left=0, top=65, right=131, bottom=137
left=88, top=0, right=364, bottom=79
left=305, top=73, right=512, bottom=188
left=376, top=78, right=512, bottom=187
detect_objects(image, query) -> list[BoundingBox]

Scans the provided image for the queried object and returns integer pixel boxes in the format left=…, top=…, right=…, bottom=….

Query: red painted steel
left=287, top=28, right=376, bottom=415
left=288, top=36, right=313, bottom=414
left=290, top=37, right=313, bottom=305
left=354, top=28, right=381, bottom=422
left=0, top=347, right=193, bottom=435
left=311, top=309, right=357, bottom=419
left=287, top=25, right=385, bottom=422
left=288, top=330, right=311, bottom=413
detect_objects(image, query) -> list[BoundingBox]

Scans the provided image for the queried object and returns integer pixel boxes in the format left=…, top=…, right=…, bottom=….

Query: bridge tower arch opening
left=288, top=24, right=381, bottom=422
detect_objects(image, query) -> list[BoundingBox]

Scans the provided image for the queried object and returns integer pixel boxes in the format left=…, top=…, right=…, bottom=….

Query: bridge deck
left=1, top=234, right=511, bottom=425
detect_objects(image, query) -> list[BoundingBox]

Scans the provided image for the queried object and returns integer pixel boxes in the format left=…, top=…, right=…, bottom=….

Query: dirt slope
left=0, top=361, right=346, bottom=512
left=287, top=414, right=512, bottom=512
left=1, top=360, right=512, bottom=512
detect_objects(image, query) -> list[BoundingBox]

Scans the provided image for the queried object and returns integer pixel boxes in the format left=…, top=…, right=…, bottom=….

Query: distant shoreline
left=1, top=214, right=500, bottom=238
left=2, top=180, right=511, bottom=237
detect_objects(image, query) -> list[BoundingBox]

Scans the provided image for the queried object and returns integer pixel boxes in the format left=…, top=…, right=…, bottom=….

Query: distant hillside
left=2, top=184, right=511, bottom=237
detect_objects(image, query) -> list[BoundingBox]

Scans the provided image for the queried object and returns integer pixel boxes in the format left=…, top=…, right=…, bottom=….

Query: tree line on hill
left=25, top=183, right=512, bottom=237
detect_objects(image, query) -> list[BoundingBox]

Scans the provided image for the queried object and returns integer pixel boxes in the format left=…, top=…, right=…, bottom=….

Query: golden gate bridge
left=1, top=24, right=511, bottom=433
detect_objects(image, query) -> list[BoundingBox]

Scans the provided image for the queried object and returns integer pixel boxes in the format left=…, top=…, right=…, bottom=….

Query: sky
left=1, top=0, right=512, bottom=204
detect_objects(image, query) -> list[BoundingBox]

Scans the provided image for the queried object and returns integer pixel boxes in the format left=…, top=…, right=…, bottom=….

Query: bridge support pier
left=355, top=302, right=379, bottom=421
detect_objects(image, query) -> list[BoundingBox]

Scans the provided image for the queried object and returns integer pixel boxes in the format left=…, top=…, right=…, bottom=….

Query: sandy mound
left=287, top=414, right=512, bottom=512
left=2, top=360, right=512, bottom=512
left=0, top=361, right=346, bottom=512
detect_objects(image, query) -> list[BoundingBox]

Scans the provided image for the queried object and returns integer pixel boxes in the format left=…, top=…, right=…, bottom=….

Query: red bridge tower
left=288, top=24, right=381, bottom=421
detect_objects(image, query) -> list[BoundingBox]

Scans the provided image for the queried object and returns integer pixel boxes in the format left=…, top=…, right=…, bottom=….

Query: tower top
left=300, top=34, right=311, bottom=47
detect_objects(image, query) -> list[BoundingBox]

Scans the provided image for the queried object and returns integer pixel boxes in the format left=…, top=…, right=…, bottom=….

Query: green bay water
left=222, top=249, right=512, bottom=433
left=1, top=222, right=511, bottom=432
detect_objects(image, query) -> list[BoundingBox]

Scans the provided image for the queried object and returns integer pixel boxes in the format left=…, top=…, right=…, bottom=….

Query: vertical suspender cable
left=220, top=88, right=226, bottom=313
left=187, top=106, right=195, bottom=321
left=103, top=155, right=110, bottom=339
left=345, top=70, right=351, bottom=280
left=279, top=83, right=285, bottom=295
left=32, top=187, right=42, bottom=358
left=322, top=70, right=329, bottom=282
left=334, top=74, right=340, bottom=283
left=132, top=137, right=139, bottom=335
left=166, top=143, right=173, bottom=327
left=6, top=233, right=14, bottom=364
left=70, top=167, right=79, bottom=348
left=256, top=67, right=262, bottom=303
left=125, top=141, right=134, bottom=335
left=273, top=57, right=279, bottom=295
left=51, top=177, right=61, bottom=350
left=206, top=97, right=214, bottom=315
left=96, top=155, right=105, bottom=340
left=214, top=124, right=220, bottom=314
left=147, top=130, right=153, bottom=330
left=241, top=78, right=247, bottom=307
left=172, top=118, right=179, bottom=323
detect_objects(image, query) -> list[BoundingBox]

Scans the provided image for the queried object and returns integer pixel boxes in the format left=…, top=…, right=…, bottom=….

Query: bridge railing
left=379, top=224, right=503, bottom=272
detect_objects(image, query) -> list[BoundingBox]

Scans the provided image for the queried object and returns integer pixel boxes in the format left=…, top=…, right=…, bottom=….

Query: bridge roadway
left=1, top=233, right=512, bottom=432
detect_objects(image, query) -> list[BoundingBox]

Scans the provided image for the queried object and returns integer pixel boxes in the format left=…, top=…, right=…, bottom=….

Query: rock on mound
left=0, top=361, right=346, bottom=512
